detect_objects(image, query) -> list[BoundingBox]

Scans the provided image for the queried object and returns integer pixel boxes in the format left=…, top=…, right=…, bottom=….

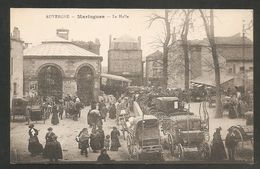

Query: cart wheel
left=168, top=134, right=174, bottom=156
left=232, top=127, right=244, bottom=148
left=175, top=143, right=184, bottom=160
left=199, top=142, right=211, bottom=160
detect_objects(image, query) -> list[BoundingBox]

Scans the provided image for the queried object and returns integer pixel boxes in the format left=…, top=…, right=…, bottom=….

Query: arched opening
left=38, top=65, right=63, bottom=100
left=76, top=66, right=94, bottom=105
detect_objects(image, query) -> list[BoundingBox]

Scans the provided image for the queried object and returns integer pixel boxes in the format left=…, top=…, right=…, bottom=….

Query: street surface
left=10, top=102, right=252, bottom=163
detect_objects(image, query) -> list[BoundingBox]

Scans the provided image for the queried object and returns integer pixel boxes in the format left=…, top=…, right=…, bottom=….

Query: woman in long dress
left=51, top=104, right=59, bottom=125
left=28, top=124, right=43, bottom=156
left=90, top=129, right=101, bottom=152
left=109, top=103, right=116, bottom=119
left=48, top=135, right=63, bottom=162
left=43, top=127, right=56, bottom=158
left=211, top=127, right=227, bottom=160
left=110, top=127, right=121, bottom=151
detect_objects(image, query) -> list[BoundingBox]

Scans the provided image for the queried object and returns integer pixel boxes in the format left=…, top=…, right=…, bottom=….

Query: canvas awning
left=101, top=73, right=132, bottom=83
left=191, top=74, right=234, bottom=87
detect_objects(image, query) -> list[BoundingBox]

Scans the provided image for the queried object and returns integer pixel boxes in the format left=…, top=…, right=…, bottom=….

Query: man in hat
left=225, top=128, right=238, bottom=161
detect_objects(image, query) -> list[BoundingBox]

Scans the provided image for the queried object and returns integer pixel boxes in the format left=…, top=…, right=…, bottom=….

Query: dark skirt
left=110, top=138, right=121, bottom=151
left=51, top=112, right=59, bottom=125
left=211, top=142, right=227, bottom=160
left=90, top=136, right=101, bottom=151
left=44, top=141, right=63, bottom=159
left=28, top=137, right=43, bottom=155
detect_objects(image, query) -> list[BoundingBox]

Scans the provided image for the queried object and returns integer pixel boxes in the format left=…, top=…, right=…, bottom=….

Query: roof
left=146, top=50, right=163, bottom=60
left=169, top=114, right=201, bottom=122
left=133, top=115, right=158, bottom=124
left=156, top=97, right=179, bottom=101
left=113, top=34, right=138, bottom=43
left=101, top=73, right=132, bottom=82
left=191, top=73, right=234, bottom=87
left=24, top=36, right=100, bottom=57
left=214, top=33, right=253, bottom=45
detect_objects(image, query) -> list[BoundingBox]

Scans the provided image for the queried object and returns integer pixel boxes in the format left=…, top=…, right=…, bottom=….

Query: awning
left=191, top=73, right=234, bottom=87
left=101, top=73, right=132, bottom=83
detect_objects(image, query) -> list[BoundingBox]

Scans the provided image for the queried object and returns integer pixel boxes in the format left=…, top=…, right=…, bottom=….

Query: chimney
left=56, top=29, right=69, bottom=40
left=12, top=27, right=20, bottom=40
left=109, top=35, right=112, bottom=49
left=138, top=36, right=141, bottom=49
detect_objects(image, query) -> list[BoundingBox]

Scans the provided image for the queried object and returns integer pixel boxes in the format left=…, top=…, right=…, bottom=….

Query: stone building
left=145, top=50, right=163, bottom=87
left=10, top=27, right=24, bottom=101
left=108, top=35, right=142, bottom=86
left=167, top=34, right=253, bottom=90
left=23, top=29, right=103, bottom=104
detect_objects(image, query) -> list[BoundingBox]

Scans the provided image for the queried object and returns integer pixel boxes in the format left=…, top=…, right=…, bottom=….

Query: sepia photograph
left=10, top=8, right=253, bottom=164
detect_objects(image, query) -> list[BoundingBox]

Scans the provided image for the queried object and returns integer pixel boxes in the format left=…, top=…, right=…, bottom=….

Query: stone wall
left=23, top=56, right=101, bottom=100
left=10, top=39, right=24, bottom=99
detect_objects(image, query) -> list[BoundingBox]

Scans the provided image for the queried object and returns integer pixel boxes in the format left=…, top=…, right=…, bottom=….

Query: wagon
left=148, top=97, right=192, bottom=120
left=126, top=115, right=163, bottom=161
left=228, top=111, right=253, bottom=160
left=11, top=97, right=29, bottom=121
left=27, top=102, right=46, bottom=124
left=162, top=114, right=211, bottom=160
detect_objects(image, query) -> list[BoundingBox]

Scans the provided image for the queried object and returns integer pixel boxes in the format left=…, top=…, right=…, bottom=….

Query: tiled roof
left=24, top=36, right=100, bottom=57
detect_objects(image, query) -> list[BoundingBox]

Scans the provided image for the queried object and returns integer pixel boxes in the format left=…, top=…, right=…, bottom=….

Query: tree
left=199, top=9, right=223, bottom=118
left=180, top=9, right=194, bottom=92
left=147, top=9, right=176, bottom=89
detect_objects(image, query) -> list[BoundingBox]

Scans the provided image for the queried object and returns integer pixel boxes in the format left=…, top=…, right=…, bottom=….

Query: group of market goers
left=27, top=123, right=121, bottom=162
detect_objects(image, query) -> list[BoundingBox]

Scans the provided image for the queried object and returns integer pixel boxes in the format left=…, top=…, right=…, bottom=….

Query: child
left=104, top=135, right=110, bottom=151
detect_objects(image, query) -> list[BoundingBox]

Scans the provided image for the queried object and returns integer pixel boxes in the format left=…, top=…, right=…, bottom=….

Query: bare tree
left=180, top=9, right=194, bottom=92
left=199, top=9, right=223, bottom=118
left=147, top=9, right=176, bottom=89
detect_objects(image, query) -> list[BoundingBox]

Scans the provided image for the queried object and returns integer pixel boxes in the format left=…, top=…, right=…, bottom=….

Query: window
left=240, top=66, right=245, bottom=72
left=249, top=67, right=253, bottom=71
left=13, top=82, right=17, bottom=95
left=228, top=68, right=233, bottom=74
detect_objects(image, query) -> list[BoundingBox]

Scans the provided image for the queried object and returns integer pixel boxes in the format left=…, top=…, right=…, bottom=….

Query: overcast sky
left=10, top=8, right=253, bottom=66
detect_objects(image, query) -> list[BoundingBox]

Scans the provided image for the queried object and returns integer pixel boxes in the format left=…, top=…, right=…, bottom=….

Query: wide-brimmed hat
left=47, top=127, right=53, bottom=131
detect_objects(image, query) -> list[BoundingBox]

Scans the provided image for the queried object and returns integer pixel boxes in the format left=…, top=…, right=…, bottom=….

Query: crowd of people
left=24, top=85, right=252, bottom=162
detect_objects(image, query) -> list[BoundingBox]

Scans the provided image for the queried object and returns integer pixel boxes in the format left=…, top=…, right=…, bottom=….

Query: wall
left=10, top=39, right=24, bottom=99
left=23, top=57, right=101, bottom=100
left=108, top=50, right=142, bottom=74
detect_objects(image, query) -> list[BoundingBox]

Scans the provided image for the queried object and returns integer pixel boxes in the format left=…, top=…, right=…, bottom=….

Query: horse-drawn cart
left=126, top=115, right=163, bottom=161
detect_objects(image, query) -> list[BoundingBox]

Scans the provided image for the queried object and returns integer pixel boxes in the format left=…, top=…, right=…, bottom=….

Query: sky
left=10, top=8, right=253, bottom=66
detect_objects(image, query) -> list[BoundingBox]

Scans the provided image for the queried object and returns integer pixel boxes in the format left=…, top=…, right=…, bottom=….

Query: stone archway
left=76, top=65, right=94, bottom=105
left=38, top=65, right=63, bottom=100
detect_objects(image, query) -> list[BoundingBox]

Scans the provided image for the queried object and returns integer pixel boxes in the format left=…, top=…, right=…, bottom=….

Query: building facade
left=23, top=29, right=103, bottom=104
left=145, top=50, right=164, bottom=87
left=10, top=27, right=24, bottom=102
left=167, top=34, right=253, bottom=90
left=108, top=35, right=142, bottom=86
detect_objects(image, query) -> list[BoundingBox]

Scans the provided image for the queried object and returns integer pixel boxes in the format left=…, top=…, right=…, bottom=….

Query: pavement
left=10, top=102, right=253, bottom=163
